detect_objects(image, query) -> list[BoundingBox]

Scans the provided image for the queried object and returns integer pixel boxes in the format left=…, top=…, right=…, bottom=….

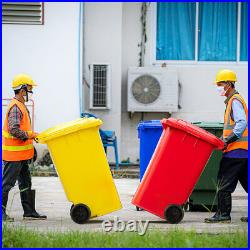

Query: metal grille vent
left=92, top=65, right=108, bottom=108
left=132, top=75, right=161, bottom=104
left=2, top=2, right=43, bottom=24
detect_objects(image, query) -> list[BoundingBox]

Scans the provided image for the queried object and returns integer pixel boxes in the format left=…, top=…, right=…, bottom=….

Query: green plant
left=2, top=225, right=248, bottom=248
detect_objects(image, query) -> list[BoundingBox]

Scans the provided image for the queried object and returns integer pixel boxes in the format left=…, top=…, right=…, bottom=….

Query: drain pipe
left=78, top=2, right=84, bottom=117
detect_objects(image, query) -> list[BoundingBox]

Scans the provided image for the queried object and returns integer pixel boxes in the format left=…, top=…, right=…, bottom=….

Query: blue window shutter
left=156, top=2, right=196, bottom=60
left=240, top=2, right=248, bottom=61
left=198, top=2, right=237, bottom=61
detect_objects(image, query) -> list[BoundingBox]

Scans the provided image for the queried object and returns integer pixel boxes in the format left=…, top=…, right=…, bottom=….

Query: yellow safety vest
left=2, top=98, right=34, bottom=161
left=223, top=93, right=248, bottom=153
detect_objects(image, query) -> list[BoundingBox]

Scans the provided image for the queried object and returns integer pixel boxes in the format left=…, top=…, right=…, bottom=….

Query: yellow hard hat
left=215, top=69, right=237, bottom=84
left=12, top=74, right=37, bottom=90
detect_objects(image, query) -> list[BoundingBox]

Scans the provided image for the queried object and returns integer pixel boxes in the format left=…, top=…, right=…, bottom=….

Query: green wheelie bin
left=189, top=122, right=224, bottom=212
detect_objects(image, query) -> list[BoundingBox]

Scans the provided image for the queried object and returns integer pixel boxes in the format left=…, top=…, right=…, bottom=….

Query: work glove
left=221, top=132, right=239, bottom=150
left=27, top=131, right=39, bottom=140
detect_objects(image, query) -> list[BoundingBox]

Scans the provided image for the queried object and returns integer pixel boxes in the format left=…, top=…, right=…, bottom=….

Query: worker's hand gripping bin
left=36, top=118, right=122, bottom=224
left=132, top=118, right=224, bottom=224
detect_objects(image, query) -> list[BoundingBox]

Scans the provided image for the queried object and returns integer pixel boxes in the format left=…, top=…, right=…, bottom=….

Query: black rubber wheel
left=164, top=204, right=184, bottom=224
left=70, top=204, right=91, bottom=224
left=70, top=204, right=74, bottom=212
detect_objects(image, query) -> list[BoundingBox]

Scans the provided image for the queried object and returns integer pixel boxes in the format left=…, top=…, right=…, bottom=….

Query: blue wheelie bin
left=137, top=120, right=163, bottom=181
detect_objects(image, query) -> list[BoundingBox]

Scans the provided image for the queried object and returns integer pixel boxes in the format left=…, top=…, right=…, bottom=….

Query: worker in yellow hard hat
left=2, top=74, right=47, bottom=222
left=205, top=69, right=248, bottom=223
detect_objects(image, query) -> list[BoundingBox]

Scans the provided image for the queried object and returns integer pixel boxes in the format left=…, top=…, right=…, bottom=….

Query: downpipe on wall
left=78, top=2, right=84, bottom=117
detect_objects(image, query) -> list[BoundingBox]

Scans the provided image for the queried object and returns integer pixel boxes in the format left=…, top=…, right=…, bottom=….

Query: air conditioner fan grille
left=131, top=74, right=161, bottom=104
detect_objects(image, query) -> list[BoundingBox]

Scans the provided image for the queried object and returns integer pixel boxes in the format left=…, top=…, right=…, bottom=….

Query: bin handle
left=176, top=119, right=212, bottom=137
left=163, top=118, right=219, bottom=140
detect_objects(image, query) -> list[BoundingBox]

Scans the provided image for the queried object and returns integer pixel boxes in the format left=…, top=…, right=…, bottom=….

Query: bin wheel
left=136, top=206, right=143, bottom=211
left=70, top=204, right=91, bottom=224
left=164, top=204, right=184, bottom=224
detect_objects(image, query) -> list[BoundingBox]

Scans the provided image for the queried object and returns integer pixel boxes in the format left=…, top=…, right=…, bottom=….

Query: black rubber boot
left=2, top=192, right=14, bottom=222
left=21, top=189, right=47, bottom=220
left=29, top=189, right=47, bottom=220
left=241, top=217, right=248, bottom=222
left=204, top=212, right=231, bottom=223
left=204, top=191, right=231, bottom=223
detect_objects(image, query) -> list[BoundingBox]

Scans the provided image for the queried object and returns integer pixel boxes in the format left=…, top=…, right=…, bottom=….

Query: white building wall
left=2, top=2, right=81, bottom=157
left=121, top=3, right=142, bottom=163
left=83, top=2, right=123, bottom=163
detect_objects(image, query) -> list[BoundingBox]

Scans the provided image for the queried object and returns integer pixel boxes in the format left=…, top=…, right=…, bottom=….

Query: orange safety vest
left=223, top=93, right=248, bottom=153
left=2, top=98, right=34, bottom=161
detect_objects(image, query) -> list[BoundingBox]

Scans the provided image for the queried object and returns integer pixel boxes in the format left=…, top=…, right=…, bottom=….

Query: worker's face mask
left=25, top=85, right=33, bottom=102
left=27, top=91, right=33, bottom=100
left=217, top=84, right=229, bottom=96
left=217, top=86, right=226, bottom=96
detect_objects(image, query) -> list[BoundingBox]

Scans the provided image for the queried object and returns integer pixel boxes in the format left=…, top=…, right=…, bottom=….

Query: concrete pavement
left=5, top=177, right=248, bottom=234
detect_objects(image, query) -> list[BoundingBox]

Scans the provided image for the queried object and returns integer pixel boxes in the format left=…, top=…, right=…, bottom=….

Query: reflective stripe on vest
left=2, top=144, right=34, bottom=151
left=223, top=94, right=248, bottom=153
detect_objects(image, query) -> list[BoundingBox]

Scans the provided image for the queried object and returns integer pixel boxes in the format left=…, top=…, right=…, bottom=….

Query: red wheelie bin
left=132, top=118, right=224, bottom=224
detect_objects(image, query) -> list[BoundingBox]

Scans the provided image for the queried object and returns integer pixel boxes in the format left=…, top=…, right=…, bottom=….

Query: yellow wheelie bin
left=35, top=117, right=122, bottom=224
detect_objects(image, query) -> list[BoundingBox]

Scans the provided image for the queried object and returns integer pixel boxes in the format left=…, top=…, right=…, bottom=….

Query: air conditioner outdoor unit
left=127, top=67, right=179, bottom=112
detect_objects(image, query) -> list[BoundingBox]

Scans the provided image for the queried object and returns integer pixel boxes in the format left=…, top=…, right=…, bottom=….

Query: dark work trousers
left=2, top=160, right=32, bottom=196
left=217, top=157, right=248, bottom=215
left=2, top=160, right=36, bottom=216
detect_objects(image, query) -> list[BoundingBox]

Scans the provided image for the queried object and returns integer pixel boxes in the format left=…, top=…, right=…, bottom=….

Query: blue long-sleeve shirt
left=231, top=99, right=247, bottom=138
left=224, top=98, right=248, bottom=158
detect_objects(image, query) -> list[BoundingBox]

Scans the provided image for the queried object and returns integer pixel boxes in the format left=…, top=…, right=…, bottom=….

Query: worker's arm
left=8, top=105, right=29, bottom=141
left=231, top=99, right=247, bottom=138
left=224, top=99, right=247, bottom=145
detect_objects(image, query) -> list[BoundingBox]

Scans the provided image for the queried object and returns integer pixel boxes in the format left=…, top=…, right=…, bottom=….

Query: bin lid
left=161, top=118, right=224, bottom=149
left=137, top=120, right=162, bottom=130
left=192, top=121, right=224, bottom=129
left=36, top=118, right=102, bottom=144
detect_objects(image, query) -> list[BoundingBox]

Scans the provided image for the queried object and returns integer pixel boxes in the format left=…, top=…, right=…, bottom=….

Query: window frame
left=145, top=2, right=247, bottom=65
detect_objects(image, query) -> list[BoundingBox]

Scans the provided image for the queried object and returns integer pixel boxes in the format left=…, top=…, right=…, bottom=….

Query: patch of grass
left=2, top=224, right=248, bottom=248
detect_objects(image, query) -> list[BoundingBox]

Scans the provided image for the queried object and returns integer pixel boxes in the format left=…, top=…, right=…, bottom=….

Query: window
left=156, top=3, right=196, bottom=60
left=155, top=2, right=248, bottom=62
left=2, top=2, right=44, bottom=25
left=198, top=2, right=237, bottom=61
